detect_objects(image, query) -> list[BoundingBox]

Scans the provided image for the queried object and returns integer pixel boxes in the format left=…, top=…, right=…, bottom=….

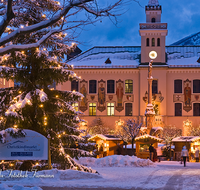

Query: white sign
left=0, top=129, right=48, bottom=160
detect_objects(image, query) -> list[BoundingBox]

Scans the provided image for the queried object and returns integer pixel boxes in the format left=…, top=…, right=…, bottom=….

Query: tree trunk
left=132, top=139, right=134, bottom=156
left=169, top=142, right=172, bottom=161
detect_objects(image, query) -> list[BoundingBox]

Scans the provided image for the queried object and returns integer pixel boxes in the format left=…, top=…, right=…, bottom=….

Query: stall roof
left=135, top=135, right=163, bottom=142
left=172, top=136, right=200, bottom=142
left=88, top=134, right=121, bottom=141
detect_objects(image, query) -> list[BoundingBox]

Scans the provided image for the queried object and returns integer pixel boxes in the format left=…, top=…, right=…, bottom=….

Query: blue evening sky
left=76, top=0, right=200, bottom=51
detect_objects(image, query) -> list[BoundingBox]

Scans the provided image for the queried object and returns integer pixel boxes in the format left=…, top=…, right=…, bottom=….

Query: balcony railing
left=140, top=23, right=167, bottom=30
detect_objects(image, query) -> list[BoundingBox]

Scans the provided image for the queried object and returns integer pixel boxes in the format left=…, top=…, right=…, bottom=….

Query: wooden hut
left=172, top=136, right=200, bottom=161
left=135, top=135, right=163, bottom=159
left=88, top=134, right=123, bottom=158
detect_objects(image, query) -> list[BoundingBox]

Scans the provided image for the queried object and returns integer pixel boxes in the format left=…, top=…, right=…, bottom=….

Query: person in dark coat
left=153, top=148, right=157, bottom=162
left=149, top=144, right=154, bottom=161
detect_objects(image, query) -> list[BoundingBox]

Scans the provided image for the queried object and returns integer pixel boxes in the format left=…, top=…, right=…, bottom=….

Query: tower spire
left=148, top=0, right=159, bottom=6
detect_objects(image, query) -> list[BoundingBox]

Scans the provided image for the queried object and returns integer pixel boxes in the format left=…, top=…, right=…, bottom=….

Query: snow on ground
left=1, top=160, right=200, bottom=189
left=77, top=155, right=154, bottom=167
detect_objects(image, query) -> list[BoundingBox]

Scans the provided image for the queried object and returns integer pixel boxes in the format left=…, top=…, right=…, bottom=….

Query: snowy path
left=1, top=161, right=200, bottom=190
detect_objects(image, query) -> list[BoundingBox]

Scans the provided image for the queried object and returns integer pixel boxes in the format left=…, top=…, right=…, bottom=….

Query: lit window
left=125, top=80, right=133, bottom=94
left=125, top=103, right=132, bottom=116
left=174, top=80, right=182, bottom=93
left=89, top=103, right=96, bottom=116
left=72, top=103, right=78, bottom=112
left=107, top=103, right=114, bottom=116
left=107, top=80, right=115, bottom=93
left=71, top=80, right=78, bottom=91
left=152, top=38, right=155, bottom=47
left=175, top=103, right=182, bottom=116
left=194, top=103, right=200, bottom=116
left=193, top=80, right=200, bottom=93
left=89, top=80, right=97, bottom=93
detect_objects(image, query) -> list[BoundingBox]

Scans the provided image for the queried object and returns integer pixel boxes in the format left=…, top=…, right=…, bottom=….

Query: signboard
left=0, top=129, right=48, bottom=160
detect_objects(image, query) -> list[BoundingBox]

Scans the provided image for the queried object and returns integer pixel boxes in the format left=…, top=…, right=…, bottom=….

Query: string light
left=44, top=122, right=47, bottom=125
left=63, top=131, right=65, bottom=135
left=42, top=14, right=46, bottom=18
left=43, top=48, right=46, bottom=51
left=56, top=95, right=58, bottom=98
left=44, top=117, right=47, bottom=120
left=39, top=104, right=43, bottom=108
left=58, top=134, right=61, bottom=138
left=19, top=91, right=22, bottom=94
left=35, top=162, right=39, bottom=165
left=21, top=51, right=25, bottom=54
left=20, top=25, right=24, bottom=28
left=13, top=125, right=18, bottom=128
left=60, top=109, right=63, bottom=112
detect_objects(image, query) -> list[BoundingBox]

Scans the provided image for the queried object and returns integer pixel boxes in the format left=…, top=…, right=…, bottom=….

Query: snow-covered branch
left=0, top=29, right=61, bottom=55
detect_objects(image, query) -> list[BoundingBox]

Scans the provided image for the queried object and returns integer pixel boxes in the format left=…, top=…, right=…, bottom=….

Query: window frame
left=152, top=38, right=155, bottom=47
left=89, top=80, right=97, bottom=94
left=125, top=103, right=132, bottom=116
left=146, top=38, right=149, bottom=47
left=107, top=103, right=115, bottom=116
left=193, top=103, right=200, bottom=116
left=71, top=80, right=79, bottom=91
left=152, top=80, right=158, bottom=94
left=89, top=103, right=96, bottom=116
left=125, top=79, right=133, bottom=94
left=175, top=103, right=182, bottom=116
left=157, top=38, right=160, bottom=47
left=107, top=80, right=115, bottom=94
left=151, top=18, right=156, bottom=23
left=193, top=80, right=200, bottom=93
left=72, top=102, right=79, bottom=112
left=174, top=80, right=182, bottom=93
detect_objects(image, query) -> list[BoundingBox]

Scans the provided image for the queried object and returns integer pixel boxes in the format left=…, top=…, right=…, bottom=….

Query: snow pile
left=77, top=155, right=154, bottom=167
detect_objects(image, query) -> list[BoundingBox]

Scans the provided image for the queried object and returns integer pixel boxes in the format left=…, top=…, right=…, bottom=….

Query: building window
left=89, top=103, right=96, bottom=116
left=175, top=103, right=182, bottom=116
left=152, top=38, right=155, bottom=47
left=193, top=80, right=200, bottom=93
left=174, top=80, right=182, bottom=93
left=107, top=103, right=114, bottom=116
left=151, top=18, right=156, bottom=23
left=125, top=103, right=132, bottom=116
left=72, top=103, right=78, bottom=112
left=157, top=38, right=160, bottom=46
left=107, top=80, right=115, bottom=93
left=152, top=80, right=158, bottom=94
left=146, top=38, right=149, bottom=47
left=194, top=103, right=200, bottom=116
left=71, top=80, right=78, bottom=91
left=125, top=80, right=133, bottom=94
left=89, top=80, right=97, bottom=93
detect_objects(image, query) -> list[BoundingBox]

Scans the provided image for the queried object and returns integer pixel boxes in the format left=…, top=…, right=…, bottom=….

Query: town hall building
left=58, top=0, right=200, bottom=136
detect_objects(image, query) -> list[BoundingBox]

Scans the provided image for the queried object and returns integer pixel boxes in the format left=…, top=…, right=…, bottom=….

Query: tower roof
left=148, top=0, right=159, bottom=6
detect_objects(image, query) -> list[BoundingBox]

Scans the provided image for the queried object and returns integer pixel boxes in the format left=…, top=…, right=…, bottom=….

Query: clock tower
left=139, top=0, right=168, bottom=65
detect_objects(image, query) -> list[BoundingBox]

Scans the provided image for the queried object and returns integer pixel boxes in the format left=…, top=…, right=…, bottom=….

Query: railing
left=140, top=23, right=167, bottom=30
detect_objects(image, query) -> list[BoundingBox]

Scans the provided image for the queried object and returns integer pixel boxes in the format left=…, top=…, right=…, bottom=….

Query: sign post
left=47, top=134, right=51, bottom=169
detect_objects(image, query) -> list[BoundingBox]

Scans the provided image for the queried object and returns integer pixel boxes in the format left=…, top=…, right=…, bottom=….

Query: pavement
left=40, top=161, right=200, bottom=190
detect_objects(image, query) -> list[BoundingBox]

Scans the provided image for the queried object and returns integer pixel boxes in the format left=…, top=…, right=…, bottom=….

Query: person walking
left=149, top=144, right=154, bottom=161
left=181, top=146, right=189, bottom=167
left=195, top=148, right=199, bottom=162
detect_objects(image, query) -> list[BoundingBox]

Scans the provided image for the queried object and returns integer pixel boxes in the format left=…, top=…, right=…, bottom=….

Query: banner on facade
left=0, top=129, right=48, bottom=160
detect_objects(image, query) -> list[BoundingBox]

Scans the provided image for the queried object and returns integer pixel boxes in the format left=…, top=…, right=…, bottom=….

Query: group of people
left=149, top=144, right=200, bottom=167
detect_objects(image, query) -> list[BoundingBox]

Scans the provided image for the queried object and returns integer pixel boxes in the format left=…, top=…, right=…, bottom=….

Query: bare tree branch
left=0, top=0, right=15, bottom=37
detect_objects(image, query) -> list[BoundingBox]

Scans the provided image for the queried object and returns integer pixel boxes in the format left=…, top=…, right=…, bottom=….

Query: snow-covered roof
left=170, top=32, right=200, bottom=46
left=67, top=46, right=200, bottom=68
left=88, top=134, right=121, bottom=141
left=152, top=127, right=163, bottom=132
left=135, top=135, right=163, bottom=142
left=172, top=136, right=200, bottom=142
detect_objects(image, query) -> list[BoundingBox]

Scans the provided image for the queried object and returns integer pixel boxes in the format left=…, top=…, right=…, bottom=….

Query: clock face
left=149, top=51, right=157, bottom=59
